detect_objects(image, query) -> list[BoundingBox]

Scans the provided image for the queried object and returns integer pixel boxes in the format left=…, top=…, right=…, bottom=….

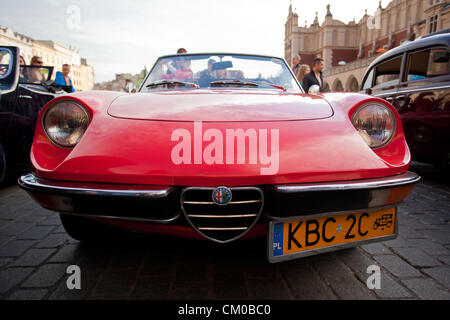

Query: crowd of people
left=291, top=54, right=326, bottom=93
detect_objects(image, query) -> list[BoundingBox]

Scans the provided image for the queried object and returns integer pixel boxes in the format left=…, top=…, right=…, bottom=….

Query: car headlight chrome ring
left=43, top=100, right=90, bottom=148
left=351, top=102, right=396, bottom=149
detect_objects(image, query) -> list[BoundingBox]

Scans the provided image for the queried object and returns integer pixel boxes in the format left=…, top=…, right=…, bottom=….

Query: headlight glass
left=351, top=103, right=396, bottom=149
left=43, top=100, right=90, bottom=147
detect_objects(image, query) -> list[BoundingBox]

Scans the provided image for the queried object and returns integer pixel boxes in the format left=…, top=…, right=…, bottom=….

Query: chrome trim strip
left=61, top=211, right=181, bottom=224
left=180, top=186, right=264, bottom=244
left=198, top=227, right=248, bottom=231
left=188, top=214, right=257, bottom=218
left=183, top=200, right=261, bottom=205
left=275, top=171, right=420, bottom=193
left=19, top=173, right=173, bottom=199
left=267, top=207, right=398, bottom=263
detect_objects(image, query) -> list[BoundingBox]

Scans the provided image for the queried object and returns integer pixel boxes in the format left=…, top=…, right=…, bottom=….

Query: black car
left=0, top=46, right=67, bottom=185
left=361, top=31, right=450, bottom=167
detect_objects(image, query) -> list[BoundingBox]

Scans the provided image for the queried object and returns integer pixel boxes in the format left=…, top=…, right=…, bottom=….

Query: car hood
left=107, top=90, right=333, bottom=122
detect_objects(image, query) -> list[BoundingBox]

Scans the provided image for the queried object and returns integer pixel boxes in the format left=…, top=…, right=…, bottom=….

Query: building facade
left=285, top=0, right=450, bottom=92
left=0, top=25, right=94, bottom=91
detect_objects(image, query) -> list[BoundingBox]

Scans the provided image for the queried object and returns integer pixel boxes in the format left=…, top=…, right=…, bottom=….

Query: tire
left=59, top=213, right=129, bottom=243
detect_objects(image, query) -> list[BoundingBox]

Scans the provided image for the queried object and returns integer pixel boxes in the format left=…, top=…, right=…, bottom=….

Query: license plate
left=268, top=207, right=397, bottom=263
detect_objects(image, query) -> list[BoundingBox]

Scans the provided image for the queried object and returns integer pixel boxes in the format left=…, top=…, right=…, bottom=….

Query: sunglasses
left=36, top=61, right=43, bottom=64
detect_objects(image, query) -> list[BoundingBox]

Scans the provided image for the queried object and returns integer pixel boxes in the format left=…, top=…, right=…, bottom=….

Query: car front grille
left=181, top=187, right=264, bottom=242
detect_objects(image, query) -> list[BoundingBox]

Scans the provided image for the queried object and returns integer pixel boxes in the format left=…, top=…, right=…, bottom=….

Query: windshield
left=141, top=54, right=302, bottom=92
left=19, top=65, right=53, bottom=84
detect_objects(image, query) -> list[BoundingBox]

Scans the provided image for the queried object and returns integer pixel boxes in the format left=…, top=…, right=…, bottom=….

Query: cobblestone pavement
left=0, top=166, right=449, bottom=300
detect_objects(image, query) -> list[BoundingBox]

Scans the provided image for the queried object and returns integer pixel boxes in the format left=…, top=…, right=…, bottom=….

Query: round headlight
left=43, top=100, right=90, bottom=148
left=351, top=103, right=396, bottom=149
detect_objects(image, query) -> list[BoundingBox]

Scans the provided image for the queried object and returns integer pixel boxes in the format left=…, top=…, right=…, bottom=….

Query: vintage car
left=13, top=50, right=420, bottom=263
left=361, top=31, right=450, bottom=168
left=0, top=46, right=67, bottom=185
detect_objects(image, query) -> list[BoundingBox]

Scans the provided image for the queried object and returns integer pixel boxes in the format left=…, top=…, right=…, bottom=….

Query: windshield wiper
left=210, top=80, right=286, bottom=91
left=145, top=80, right=199, bottom=89
left=210, top=80, right=259, bottom=87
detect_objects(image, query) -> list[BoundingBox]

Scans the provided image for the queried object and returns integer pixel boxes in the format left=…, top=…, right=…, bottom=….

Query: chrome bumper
left=18, top=171, right=420, bottom=223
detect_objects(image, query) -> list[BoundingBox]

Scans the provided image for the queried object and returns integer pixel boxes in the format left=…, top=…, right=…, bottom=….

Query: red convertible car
left=13, top=52, right=420, bottom=263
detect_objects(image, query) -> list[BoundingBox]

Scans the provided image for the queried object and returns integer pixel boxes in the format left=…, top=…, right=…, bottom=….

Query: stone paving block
left=36, top=233, right=70, bottom=248
left=0, top=240, right=36, bottom=257
left=10, top=248, right=56, bottom=267
left=7, top=289, right=48, bottom=300
left=311, top=253, right=376, bottom=300
left=280, top=258, right=336, bottom=300
left=18, top=226, right=54, bottom=240
left=48, top=244, right=81, bottom=263
left=383, top=236, right=412, bottom=248
left=373, top=255, right=421, bottom=278
left=37, top=215, right=61, bottom=226
left=130, top=277, right=171, bottom=299
left=21, top=263, right=67, bottom=288
left=392, top=247, right=442, bottom=267
left=0, top=221, right=34, bottom=236
left=91, top=270, right=136, bottom=298
left=247, top=276, right=292, bottom=299
left=422, top=266, right=450, bottom=288
left=438, top=256, right=450, bottom=265
left=419, top=229, right=450, bottom=245
left=402, top=278, right=450, bottom=300
left=0, top=235, right=12, bottom=246
left=48, top=266, right=103, bottom=300
left=361, top=242, right=392, bottom=255
left=337, top=248, right=412, bottom=299
left=213, top=272, right=249, bottom=299
left=0, top=257, right=12, bottom=268
left=407, top=239, right=449, bottom=256
left=0, top=268, right=34, bottom=294
left=173, top=265, right=210, bottom=289
left=399, top=226, right=428, bottom=239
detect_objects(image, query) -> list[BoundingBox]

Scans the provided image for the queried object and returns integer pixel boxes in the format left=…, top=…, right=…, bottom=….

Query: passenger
left=215, top=68, right=227, bottom=79
left=174, top=58, right=193, bottom=81
left=55, top=64, right=75, bottom=92
left=27, top=56, right=46, bottom=83
left=200, top=59, right=216, bottom=80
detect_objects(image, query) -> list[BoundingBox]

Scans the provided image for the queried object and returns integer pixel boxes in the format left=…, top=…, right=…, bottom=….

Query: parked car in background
left=360, top=32, right=450, bottom=168
left=0, top=46, right=66, bottom=185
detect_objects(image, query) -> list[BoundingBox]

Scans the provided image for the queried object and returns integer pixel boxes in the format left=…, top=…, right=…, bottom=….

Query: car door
left=397, top=46, right=450, bottom=166
left=368, top=54, right=404, bottom=105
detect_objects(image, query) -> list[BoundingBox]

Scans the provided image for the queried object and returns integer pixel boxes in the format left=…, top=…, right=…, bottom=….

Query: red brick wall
left=298, top=53, right=318, bottom=69
left=393, top=30, right=408, bottom=47
left=331, top=49, right=359, bottom=66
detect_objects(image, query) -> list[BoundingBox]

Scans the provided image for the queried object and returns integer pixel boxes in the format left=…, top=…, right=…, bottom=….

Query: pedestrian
left=291, top=54, right=301, bottom=76
left=55, top=64, right=75, bottom=92
left=177, top=48, right=187, bottom=54
left=302, top=57, right=325, bottom=93
left=296, top=64, right=310, bottom=85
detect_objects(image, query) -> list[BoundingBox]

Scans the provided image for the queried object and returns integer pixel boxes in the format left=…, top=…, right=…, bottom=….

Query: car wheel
left=59, top=213, right=129, bottom=243
left=0, top=141, right=8, bottom=186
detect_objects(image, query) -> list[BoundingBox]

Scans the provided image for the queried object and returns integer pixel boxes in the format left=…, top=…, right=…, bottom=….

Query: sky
left=1, top=0, right=391, bottom=82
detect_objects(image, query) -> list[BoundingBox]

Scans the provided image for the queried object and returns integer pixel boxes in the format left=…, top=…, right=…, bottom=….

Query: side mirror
left=0, top=46, right=19, bottom=95
left=308, top=84, right=320, bottom=94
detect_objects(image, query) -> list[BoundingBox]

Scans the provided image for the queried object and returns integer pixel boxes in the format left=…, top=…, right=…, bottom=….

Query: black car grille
left=181, top=187, right=264, bottom=242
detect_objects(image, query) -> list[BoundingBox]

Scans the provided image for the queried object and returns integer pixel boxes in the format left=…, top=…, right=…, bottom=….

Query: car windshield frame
left=139, top=53, right=304, bottom=93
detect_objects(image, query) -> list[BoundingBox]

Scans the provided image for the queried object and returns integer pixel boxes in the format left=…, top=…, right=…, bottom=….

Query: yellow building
left=0, top=25, right=94, bottom=91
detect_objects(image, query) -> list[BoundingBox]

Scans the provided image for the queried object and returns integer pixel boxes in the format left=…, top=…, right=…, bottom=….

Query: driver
left=173, top=58, right=193, bottom=81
